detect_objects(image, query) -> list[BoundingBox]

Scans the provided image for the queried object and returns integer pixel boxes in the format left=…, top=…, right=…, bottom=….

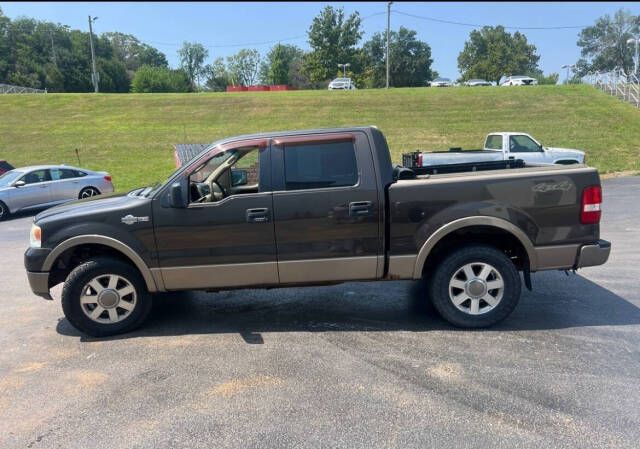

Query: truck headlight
left=30, top=223, right=42, bottom=248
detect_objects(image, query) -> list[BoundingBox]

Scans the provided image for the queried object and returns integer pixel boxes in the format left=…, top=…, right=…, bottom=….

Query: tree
left=457, top=26, right=540, bottom=84
left=103, top=32, right=168, bottom=78
left=288, top=55, right=312, bottom=90
left=0, top=9, right=150, bottom=92
left=534, top=72, right=560, bottom=85
left=226, top=48, right=261, bottom=86
left=204, top=57, right=231, bottom=91
left=303, top=6, right=363, bottom=87
left=259, top=43, right=304, bottom=85
left=361, top=26, right=434, bottom=88
left=131, top=65, right=191, bottom=93
left=576, top=9, right=640, bottom=76
left=178, top=41, right=209, bottom=88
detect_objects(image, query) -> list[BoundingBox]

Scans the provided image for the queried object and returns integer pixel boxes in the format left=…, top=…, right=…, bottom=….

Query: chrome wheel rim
left=80, top=188, right=98, bottom=199
left=448, top=262, right=504, bottom=315
left=80, top=274, right=137, bottom=324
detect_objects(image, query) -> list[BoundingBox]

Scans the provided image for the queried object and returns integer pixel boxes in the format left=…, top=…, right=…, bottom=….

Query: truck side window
left=485, top=135, right=502, bottom=150
left=283, top=141, right=358, bottom=190
left=510, top=135, right=542, bottom=152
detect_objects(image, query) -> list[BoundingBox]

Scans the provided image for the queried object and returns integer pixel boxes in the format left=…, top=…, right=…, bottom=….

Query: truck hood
left=35, top=191, right=142, bottom=222
left=544, top=147, right=585, bottom=156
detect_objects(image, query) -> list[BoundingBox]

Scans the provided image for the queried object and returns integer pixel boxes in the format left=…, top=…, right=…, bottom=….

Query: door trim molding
left=157, top=261, right=279, bottom=290
left=277, top=256, right=378, bottom=284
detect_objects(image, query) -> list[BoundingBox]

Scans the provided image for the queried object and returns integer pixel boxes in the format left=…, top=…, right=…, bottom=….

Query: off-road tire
left=429, top=245, right=521, bottom=328
left=61, top=257, right=152, bottom=337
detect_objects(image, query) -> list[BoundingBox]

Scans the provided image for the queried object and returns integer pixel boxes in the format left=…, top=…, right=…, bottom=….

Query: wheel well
left=555, top=160, right=578, bottom=165
left=48, top=243, right=139, bottom=287
left=422, top=225, right=529, bottom=276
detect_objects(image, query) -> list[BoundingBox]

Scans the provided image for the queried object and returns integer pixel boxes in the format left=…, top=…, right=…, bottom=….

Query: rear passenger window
left=485, top=135, right=502, bottom=150
left=284, top=142, right=358, bottom=190
left=73, top=170, right=87, bottom=177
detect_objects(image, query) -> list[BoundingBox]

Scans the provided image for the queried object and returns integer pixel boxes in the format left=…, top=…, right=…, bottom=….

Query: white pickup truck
left=405, top=132, right=586, bottom=168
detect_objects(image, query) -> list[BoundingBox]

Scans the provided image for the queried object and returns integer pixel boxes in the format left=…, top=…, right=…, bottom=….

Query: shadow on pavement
left=56, top=271, right=640, bottom=342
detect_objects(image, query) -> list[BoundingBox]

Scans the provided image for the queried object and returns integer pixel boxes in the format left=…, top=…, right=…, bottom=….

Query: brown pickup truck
left=25, top=126, right=610, bottom=336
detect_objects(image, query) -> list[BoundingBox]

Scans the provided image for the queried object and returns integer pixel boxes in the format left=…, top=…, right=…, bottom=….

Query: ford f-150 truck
left=24, top=126, right=610, bottom=336
left=404, top=132, right=585, bottom=168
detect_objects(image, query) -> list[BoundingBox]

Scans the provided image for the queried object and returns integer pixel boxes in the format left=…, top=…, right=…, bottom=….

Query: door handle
left=349, top=201, right=373, bottom=217
left=40, top=185, right=49, bottom=188
left=246, top=208, right=269, bottom=223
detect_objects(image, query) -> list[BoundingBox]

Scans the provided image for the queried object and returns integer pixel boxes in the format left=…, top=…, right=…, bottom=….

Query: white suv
left=328, top=78, right=356, bottom=90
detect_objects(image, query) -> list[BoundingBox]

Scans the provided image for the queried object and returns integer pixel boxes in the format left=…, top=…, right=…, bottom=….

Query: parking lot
left=1, top=176, right=639, bottom=449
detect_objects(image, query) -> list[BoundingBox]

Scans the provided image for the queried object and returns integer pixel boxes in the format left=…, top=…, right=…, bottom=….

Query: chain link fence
left=585, top=69, right=640, bottom=108
left=0, top=83, right=47, bottom=94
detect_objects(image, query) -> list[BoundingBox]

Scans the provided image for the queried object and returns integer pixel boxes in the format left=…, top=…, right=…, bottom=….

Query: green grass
left=1, top=85, right=639, bottom=191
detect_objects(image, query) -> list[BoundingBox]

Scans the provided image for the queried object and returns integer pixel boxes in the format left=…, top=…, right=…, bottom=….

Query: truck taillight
left=581, top=186, right=602, bottom=224
left=417, top=153, right=423, bottom=167
left=104, top=175, right=112, bottom=182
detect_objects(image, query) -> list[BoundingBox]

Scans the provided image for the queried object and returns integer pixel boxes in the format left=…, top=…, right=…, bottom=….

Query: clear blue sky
left=1, top=1, right=638, bottom=80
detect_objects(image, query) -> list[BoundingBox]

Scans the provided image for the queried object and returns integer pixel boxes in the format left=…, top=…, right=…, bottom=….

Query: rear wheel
left=429, top=245, right=521, bottom=328
left=79, top=187, right=100, bottom=199
left=61, top=257, right=152, bottom=337
left=0, top=201, right=8, bottom=221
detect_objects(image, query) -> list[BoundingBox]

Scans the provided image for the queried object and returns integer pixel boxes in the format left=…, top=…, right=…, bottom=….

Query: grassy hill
left=1, top=85, right=639, bottom=191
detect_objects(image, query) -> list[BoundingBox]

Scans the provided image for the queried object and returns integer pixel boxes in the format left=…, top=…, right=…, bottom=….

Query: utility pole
left=386, top=2, right=393, bottom=89
left=561, top=64, right=576, bottom=84
left=88, top=15, right=99, bottom=93
left=49, top=30, right=57, bottom=68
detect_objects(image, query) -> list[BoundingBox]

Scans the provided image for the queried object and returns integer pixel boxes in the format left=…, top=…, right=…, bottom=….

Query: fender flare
left=42, top=235, right=159, bottom=292
left=412, top=216, right=538, bottom=278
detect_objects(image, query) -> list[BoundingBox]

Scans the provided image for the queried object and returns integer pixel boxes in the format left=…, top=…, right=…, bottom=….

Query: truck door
left=151, top=140, right=278, bottom=290
left=508, top=134, right=547, bottom=163
left=270, top=132, right=381, bottom=284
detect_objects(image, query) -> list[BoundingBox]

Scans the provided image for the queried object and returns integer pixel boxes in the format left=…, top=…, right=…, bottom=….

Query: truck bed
left=387, top=163, right=600, bottom=259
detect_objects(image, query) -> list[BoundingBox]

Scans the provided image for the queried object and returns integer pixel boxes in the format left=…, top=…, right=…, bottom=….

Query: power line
left=392, top=9, right=591, bottom=30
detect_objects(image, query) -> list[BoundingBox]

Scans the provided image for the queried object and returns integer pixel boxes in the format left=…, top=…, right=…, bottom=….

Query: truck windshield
left=0, top=170, right=23, bottom=187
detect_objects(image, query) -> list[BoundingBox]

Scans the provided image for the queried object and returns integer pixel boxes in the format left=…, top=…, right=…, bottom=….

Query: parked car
left=0, top=160, right=14, bottom=175
left=464, top=79, right=492, bottom=87
left=501, top=76, right=538, bottom=86
left=24, top=126, right=609, bottom=337
left=328, top=78, right=356, bottom=90
left=430, top=77, right=454, bottom=87
left=0, top=165, right=113, bottom=220
left=403, top=132, right=585, bottom=168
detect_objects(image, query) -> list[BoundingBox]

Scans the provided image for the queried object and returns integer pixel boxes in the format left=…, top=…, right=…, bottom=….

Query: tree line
left=0, top=6, right=637, bottom=93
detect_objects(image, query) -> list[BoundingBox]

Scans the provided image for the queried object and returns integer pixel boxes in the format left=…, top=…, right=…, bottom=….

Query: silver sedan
left=0, top=165, right=114, bottom=220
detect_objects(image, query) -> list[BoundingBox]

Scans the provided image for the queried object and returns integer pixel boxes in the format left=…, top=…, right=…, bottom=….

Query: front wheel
left=428, top=245, right=521, bottom=328
left=61, top=257, right=152, bottom=337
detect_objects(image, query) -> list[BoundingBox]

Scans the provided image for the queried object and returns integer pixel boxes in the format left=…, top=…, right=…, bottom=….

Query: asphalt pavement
left=0, top=176, right=638, bottom=449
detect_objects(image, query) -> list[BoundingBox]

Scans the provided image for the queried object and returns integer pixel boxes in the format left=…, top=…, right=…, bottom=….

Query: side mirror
left=168, top=181, right=188, bottom=208
left=231, top=169, right=248, bottom=187
left=14, top=180, right=25, bottom=188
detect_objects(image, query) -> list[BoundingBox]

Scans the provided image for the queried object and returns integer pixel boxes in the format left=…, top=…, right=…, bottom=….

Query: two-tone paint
left=25, top=126, right=610, bottom=301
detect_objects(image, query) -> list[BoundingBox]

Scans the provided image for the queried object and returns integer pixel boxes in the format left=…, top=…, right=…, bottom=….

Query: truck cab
left=484, top=132, right=585, bottom=164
